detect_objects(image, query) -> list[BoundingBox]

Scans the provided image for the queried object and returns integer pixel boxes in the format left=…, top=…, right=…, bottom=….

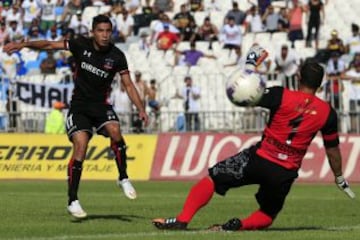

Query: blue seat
left=25, top=60, right=41, bottom=71
left=55, top=6, right=64, bottom=16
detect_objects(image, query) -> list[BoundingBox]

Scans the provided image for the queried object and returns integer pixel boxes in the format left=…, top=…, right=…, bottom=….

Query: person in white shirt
left=5, top=5, right=23, bottom=27
left=244, top=5, right=264, bottom=33
left=345, top=23, right=360, bottom=56
left=221, top=16, right=242, bottom=50
left=22, top=0, right=41, bottom=29
left=0, top=51, right=21, bottom=80
left=40, top=0, right=58, bottom=32
left=115, top=9, right=134, bottom=43
left=68, top=11, right=89, bottom=37
left=110, top=80, right=133, bottom=132
left=175, top=76, right=201, bottom=131
left=274, top=44, right=300, bottom=89
left=343, top=62, right=360, bottom=132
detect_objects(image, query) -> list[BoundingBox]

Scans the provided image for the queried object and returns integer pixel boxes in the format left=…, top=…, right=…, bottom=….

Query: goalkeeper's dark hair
left=92, top=14, right=112, bottom=30
left=299, top=60, right=324, bottom=89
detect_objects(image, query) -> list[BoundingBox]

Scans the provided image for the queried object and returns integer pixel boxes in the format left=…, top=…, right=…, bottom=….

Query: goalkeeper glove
left=245, top=44, right=269, bottom=69
left=335, top=175, right=355, bottom=199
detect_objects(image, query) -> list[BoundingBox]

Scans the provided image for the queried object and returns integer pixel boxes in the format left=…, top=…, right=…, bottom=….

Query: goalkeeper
left=152, top=45, right=355, bottom=231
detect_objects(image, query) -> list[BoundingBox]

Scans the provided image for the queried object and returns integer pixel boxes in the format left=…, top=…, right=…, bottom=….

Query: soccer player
left=3, top=15, right=149, bottom=219
left=152, top=46, right=355, bottom=231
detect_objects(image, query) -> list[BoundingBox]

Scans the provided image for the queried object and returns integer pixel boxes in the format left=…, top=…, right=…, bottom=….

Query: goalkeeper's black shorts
left=208, top=146, right=298, bottom=218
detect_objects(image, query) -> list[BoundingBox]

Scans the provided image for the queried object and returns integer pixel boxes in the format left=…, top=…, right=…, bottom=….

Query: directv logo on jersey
left=81, top=62, right=109, bottom=78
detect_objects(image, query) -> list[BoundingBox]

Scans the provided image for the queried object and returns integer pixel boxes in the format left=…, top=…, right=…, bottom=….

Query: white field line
left=4, top=225, right=360, bottom=240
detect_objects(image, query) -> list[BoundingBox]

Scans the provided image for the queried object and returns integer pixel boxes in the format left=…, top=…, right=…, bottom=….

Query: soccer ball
left=225, top=70, right=265, bottom=107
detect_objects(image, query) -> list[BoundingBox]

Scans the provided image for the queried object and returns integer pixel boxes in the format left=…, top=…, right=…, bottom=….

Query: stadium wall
left=0, top=133, right=359, bottom=182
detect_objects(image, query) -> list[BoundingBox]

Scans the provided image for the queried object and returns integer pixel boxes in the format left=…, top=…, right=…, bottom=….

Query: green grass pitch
left=0, top=181, right=359, bottom=240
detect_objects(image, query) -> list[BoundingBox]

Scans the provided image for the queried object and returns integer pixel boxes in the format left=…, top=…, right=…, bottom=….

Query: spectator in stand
left=132, top=71, right=149, bottom=133
left=342, top=62, right=360, bottom=132
left=274, top=44, right=300, bottom=90
left=153, top=0, right=174, bottom=14
left=5, top=5, right=22, bottom=26
left=244, top=5, right=264, bottom=33
left=40, top=51, right=57, bottom=74
left=205, top=0, right=221, bottom=12
left=60, top=0, right=83, bottom=30
left=47, top=25, right=62, bottom=41
left=225, top=1, right=246, bottom=26
left=132, top=0, right=156, bottom=35
left=325, top=51, right=346, bottom=110
left=68, top=10, right=89, bottom=37
left=262, top=5, right=279, bottom=33
left=156, top=23, right=180, bottom=52
left=247, top=0, right=272, bottom=16
left=345, top=23, right=360, bottom=56
left=22, top=0, right=42, bottom=29
left=174, top=76, right=201, bottom=132
left=150, top=13, right=179, bottom=44
left=305, top=0, right=324, bottom=49
left=27, top=26, right=46, bottom=41
left=0, top=21, right=9, bottom=46
left=138, top=31, right=151, bottom=57
left=221, top=16, right=242, bottom=51
left=188, top=0, right=204, bottom=12
left=125, top=0, right=141, bottom=15
left=7, top=20, right=23, bottom=42
left=197, top=16, right=218, bottom=48
left=174, top=41, right=216, bottom=67
left=288, top=0, right=305, bottom=48
left=348, top=53, right=360, bottom=71
left=326, top=29, right=345, bottom=56
left=0, top=46, right=21, bottom=80
left=180, top=18, right=198, bottom=42
left=277, top=7, right=289, bottom=32
left=115, top=9, right=134, bottom=43
left=173, top=4, right=194, bottom=34
left=40, top=0, right=58, bottom=33
left=109, top=79, right=133, bottom=132
left=45, top=101, right=66, bottom=134
left=1, top=1, right=11, bottom=20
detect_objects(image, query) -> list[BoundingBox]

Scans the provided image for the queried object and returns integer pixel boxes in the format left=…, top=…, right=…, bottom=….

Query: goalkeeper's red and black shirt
left=65, top=36, right=129, bottom=104
left=256, top=86, right=339, bottom=170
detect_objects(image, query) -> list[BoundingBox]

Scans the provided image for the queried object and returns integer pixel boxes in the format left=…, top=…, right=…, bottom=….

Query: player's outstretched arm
left=3, top=40, right=66, bottom=54
left=326, top=146, right=355, bottom=199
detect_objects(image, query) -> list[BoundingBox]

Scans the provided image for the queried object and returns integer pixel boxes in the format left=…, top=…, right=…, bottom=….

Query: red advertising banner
left=151, top=133, right=360, bottom=182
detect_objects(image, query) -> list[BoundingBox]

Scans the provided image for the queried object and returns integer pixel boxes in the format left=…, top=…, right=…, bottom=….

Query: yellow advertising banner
left=0, top=134, right=157, bottom=180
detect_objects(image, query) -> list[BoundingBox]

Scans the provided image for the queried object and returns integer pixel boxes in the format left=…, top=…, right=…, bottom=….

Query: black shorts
left=65, top=102, right=119, bottom=140
left=208, top=146, right=298, bottom=218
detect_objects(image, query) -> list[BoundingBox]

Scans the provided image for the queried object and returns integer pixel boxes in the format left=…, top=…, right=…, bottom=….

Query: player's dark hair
left=299, top=60, right=324, bottom=89
left=92, top=14, right=112, bottom=30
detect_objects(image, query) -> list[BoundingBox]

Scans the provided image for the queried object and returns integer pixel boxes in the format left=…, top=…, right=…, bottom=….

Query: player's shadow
left=264, top=226, right=338, bottom=232
left=71, top=214, right=145, bottom=223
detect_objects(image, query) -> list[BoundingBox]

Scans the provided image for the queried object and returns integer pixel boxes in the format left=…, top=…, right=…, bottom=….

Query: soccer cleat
left=152, top=218, right=188, bottom=230
left=118, top=178, right=137, bottom=200
left=67, top=200, right=87, bottom=219
left=208, top=218, right=242, bottom=231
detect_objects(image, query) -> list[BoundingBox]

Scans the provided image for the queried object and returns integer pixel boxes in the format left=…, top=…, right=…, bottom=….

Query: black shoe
left=208, top=218, right=242, bottom=231
left=152, top=217, right=188, bottom=230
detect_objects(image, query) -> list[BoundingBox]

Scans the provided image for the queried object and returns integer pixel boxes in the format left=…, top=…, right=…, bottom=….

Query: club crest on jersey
left=104, top=58, right=114, bottom=70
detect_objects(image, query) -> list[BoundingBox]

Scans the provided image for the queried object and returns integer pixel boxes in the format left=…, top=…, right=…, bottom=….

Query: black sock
left=68, top=159, right=83, bottom=205
left=111, top=139, right=128, bottom=180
